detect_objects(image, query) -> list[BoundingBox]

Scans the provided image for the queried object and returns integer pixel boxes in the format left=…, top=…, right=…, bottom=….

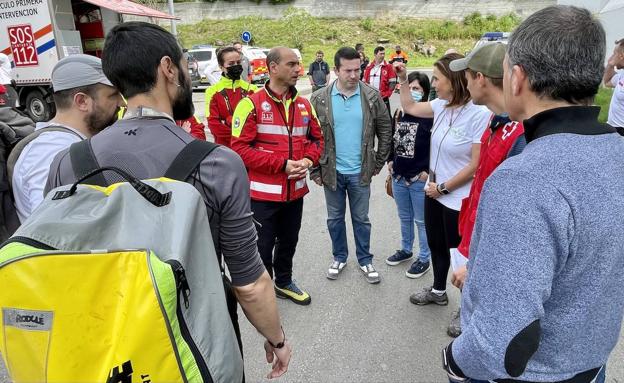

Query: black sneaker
left=385, top=250, right=413, bottom=266
left=409, top=287, right=448, bottom=306
left=405, top=260, right=431, bottom=279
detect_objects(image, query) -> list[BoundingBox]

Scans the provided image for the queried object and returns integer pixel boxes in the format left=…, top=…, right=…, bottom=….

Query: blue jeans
left=391, top=177, right=431, bottom=263
left=324, top=172, right=372, bottom=266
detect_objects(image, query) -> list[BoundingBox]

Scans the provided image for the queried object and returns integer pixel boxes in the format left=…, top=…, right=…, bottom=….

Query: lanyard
left=430, top=104, right=467, bottom=176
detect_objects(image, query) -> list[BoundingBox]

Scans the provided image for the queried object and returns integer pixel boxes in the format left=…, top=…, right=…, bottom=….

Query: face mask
left=226, top=64, right=244, bottom=80
left=411, top=90, right=423, bottom=102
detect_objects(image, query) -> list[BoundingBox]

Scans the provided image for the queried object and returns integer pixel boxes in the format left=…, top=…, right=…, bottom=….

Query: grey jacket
left=309, top=80, right=392, bottom=190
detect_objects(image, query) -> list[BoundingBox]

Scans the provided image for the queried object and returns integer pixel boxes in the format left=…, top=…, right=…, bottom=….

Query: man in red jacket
left=363, top=46, right=396, bottom=115
left=231, top=47, right=324, bottom=305
left=446, top=43, right=526, bottom=338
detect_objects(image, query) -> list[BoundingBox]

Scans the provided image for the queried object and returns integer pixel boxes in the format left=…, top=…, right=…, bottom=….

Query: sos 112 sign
left=8, top=24, right=39, bottom=67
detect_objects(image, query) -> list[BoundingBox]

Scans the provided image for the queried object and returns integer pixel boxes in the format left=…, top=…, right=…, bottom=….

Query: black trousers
left=251, top=198, right=303, bottom=287
left=615, top=126, right=624, bottom=136
left=424, top=196, right=461, bottom=291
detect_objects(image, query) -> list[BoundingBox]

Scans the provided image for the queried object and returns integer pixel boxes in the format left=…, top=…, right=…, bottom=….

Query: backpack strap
left=165, top=140, right=223, bottom=271
left=164, top=140, right=220, bottom=182
left=69, top=139, right=108, bottom=187
left=7, top=126, right=82, bottom=188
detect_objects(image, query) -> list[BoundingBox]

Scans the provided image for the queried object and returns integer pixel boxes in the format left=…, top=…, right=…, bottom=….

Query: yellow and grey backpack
left=0, top=141, right=243, bottom=382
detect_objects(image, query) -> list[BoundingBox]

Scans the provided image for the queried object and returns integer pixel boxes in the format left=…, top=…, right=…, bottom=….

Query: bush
left=360, top=17, right=374, bottom=32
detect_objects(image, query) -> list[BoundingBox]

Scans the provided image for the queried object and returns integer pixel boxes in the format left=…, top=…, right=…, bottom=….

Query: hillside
left=178, top=9, right=520, bottom=67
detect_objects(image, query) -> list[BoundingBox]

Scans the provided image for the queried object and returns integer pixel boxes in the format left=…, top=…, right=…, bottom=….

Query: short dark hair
left=102, top=22, right=183, bottom=99
left=355, top=43, right=364, bottom=52
left=316, top=50, right=324, bottom=55
left=407, top=71, right=431, bottom=101
left=507, top=5, right=605, bottom=105
left=334, top=47, right=360, bottom=69
left=53, top=84, right=99, bottom=110
left=217, top=46, right=239, bottom=67
left=374, top=46, right=385, bottom=55
left=466, top=69, right=503, bottom=90
left=434, top=53, right=471, bottom=107
left=617, top=38, right=624, bottom=51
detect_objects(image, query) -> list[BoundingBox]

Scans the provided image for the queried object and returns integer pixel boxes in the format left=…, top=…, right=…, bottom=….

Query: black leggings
left=424, top=196, right=461, bottom=291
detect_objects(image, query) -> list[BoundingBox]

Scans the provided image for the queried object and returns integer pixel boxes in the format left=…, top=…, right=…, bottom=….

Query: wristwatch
left=437, top=182, right=450, bottom=195
left=267, top=327, right=286, bottom=349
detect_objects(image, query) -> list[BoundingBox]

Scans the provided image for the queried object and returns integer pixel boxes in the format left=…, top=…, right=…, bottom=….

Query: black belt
left=495, top=367, right=601, bottom=383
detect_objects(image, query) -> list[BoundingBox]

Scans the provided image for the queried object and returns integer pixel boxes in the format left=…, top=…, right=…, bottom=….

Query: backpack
left=0, top=108, right=35, bottom=241
left=0, top=109, right=82, bottom=242
left=0, top=140, right=244, bottom=382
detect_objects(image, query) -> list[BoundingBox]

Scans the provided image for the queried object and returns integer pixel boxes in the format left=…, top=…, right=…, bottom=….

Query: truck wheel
left=25, top=89, right=55, bottom=122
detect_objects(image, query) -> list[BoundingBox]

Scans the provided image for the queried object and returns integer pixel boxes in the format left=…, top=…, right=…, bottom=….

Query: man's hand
left=285, top=159, right=312, bottom=179
left=607, top=54, right=617, bottom=68
left=388, top=161, right=394, bottom=175
left=425, top=182, right=442, bottom=199
left=393, top=61, right=407, bottom=82
left=451, top=264, right=468, bottom=290
left=264, top=340, right=292, bottom=379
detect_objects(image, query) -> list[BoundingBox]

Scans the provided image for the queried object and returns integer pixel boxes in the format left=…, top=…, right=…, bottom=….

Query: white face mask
left=411, top=90, right=423, bottom=102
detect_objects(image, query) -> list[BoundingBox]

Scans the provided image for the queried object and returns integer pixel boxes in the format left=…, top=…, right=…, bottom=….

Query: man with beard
left=12, top=54, right=122, bottom=223
left=205, top=46, right=258, bottom=146
left=45, top=22, right=292, bottom=380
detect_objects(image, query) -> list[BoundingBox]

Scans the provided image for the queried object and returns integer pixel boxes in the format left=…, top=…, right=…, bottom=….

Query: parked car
left=184, top=50, right=201, bottom=89
left=189, top=45, right=217, bottom=85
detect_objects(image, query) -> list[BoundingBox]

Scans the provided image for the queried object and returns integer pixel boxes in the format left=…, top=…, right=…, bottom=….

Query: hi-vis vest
left=232, top=86, right=321, bottom=202
left=0, top=165, right=243, bottom=382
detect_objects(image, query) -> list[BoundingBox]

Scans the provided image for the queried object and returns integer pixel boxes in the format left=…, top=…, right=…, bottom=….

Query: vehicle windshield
left=191, top=50, right=212, bottom=61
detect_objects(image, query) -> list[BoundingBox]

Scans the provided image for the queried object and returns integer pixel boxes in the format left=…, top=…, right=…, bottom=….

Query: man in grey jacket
left=442, top=5, right=622, bottom=383
left=310, top=47, right=391, bottom=284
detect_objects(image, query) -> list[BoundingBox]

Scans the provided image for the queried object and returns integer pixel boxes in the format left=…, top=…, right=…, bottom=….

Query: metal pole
left=167, top=0, right=177, bottom=36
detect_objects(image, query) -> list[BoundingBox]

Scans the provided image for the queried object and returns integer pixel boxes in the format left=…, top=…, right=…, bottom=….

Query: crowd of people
left=1, top=3, right=623, bottom=382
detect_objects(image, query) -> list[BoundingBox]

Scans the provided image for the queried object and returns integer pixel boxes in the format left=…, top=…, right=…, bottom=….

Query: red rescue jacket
left=230, top=84, right=324, bottom=202
left=205, top=77, right=258, bottom=147
left=363, top=61, right=396, bottom=99
left=457, top=116, right=525, bottom=258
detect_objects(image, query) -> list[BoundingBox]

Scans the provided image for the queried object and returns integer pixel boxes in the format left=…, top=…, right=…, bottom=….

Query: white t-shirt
left=12, top=122, right=85, bottom=222
left=369, top=63, right=382, bottom=91
left=608, top=70, right=624, bottom=127
left=427, top=98, right=490, bottom=211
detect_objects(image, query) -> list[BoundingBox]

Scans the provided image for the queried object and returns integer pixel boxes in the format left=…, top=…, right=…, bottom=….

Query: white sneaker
left=359, top=263, right=380, bottom=284
left=327, top=261, right=346, bottom=280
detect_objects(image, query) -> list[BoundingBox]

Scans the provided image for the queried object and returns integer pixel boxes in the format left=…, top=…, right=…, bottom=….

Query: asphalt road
left=2, top=74, right=623, bottom=382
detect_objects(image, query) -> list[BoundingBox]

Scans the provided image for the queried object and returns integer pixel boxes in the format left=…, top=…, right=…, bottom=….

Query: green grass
left=596, top=87, right=614, bottom=123
left=177, top=9, right=520, bottom=68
